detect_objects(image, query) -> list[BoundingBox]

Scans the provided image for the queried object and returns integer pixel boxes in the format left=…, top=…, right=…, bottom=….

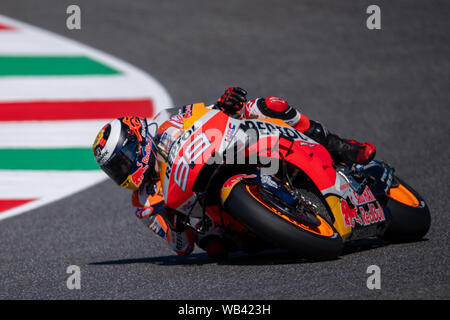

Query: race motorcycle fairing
left=151, top=102, right=430, bottom=260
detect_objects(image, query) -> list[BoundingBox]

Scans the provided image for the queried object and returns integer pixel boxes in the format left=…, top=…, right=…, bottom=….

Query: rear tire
left=381, top=177, right=431, bottom=242
left=224, top=182, right=343, bottom=261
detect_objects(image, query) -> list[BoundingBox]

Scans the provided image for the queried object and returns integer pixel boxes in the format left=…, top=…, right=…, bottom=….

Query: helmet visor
left=101, top=138, right=140, bottom=185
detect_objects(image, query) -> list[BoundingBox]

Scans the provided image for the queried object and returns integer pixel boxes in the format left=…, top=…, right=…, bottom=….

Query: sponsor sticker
left=341, top=187, right=386, bottom=228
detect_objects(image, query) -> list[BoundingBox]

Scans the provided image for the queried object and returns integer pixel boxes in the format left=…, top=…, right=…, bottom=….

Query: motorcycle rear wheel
left=381, top=176, right=431, bottom=242
left=224, top=182, right=343, bottom=261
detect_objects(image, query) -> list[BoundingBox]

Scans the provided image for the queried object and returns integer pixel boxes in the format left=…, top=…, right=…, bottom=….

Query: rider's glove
left=215, top=87, right=247, bottom=115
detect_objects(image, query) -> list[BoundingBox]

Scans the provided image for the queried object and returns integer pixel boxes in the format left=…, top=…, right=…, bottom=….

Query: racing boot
left=305, top=120, right=376, bottom=165
left=326, top=135, right=376, bottom=165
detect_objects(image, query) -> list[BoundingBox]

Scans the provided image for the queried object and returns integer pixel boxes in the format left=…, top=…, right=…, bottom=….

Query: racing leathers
left=132, top=88, right=376, bottom=257
left=243, top=95, right=376, bottom=165
left=132, top=104, right=228, bottom=257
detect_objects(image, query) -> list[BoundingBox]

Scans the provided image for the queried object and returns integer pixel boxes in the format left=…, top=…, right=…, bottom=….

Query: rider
left=92, top=87, right=376, bottom=258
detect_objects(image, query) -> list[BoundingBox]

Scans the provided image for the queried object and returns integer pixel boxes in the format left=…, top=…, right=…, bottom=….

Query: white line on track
left=0, top=14, right=173, bottom=109
left=0, top=120, right=107, bottom=148
left=0, top=75, right=163, bottom=102
left=0, top=170, right=108, bottom=221
left=0, top=14, right=173, bottom=221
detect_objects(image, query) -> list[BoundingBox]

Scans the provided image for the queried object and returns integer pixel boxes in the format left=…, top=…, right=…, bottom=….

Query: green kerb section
left=0, top=148, right=100, bottom=170
left=0, top=56, right=120, bottom=76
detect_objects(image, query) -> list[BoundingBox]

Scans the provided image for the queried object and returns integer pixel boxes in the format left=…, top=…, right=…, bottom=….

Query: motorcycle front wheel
left=223, top=182, right=343, bottom=261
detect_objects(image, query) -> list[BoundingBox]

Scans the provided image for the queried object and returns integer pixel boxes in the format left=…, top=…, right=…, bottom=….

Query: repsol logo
left=168, top=124, right=197, bottom=163
left=165, top=123, right=197, bottom=178
left=242, top=120, right=306, bottom=140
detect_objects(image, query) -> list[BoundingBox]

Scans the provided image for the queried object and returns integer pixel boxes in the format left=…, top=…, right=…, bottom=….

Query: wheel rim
left=245, top=184, right=335, bottom=237
left=386, top=184, right=420, bottom=207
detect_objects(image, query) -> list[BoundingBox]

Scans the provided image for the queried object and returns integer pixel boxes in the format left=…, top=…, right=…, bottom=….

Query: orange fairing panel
left=183, top=103, right=209, bottom=130
left=281, top=140, right=336, bottom=191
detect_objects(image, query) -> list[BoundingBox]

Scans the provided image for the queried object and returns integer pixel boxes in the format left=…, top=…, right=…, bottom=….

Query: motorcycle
left=153, top=103, right=431, bottom=260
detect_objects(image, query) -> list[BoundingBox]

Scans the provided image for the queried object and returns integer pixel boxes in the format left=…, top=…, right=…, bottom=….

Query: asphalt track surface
left=0, top=0, right=449, bottom=299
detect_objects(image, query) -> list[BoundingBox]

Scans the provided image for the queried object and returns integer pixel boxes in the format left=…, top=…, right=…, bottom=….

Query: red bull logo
left=341, top=196, right=385, bottom=228
left=121, top=162, right=149, bottom=190
left=141, top=141, right=152, bottom=165
left=130, top=162, right=148, bottom=187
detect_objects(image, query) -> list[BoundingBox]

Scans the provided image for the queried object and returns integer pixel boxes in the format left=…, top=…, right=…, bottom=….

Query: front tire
left=224, top=182, right=343, bottom=261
